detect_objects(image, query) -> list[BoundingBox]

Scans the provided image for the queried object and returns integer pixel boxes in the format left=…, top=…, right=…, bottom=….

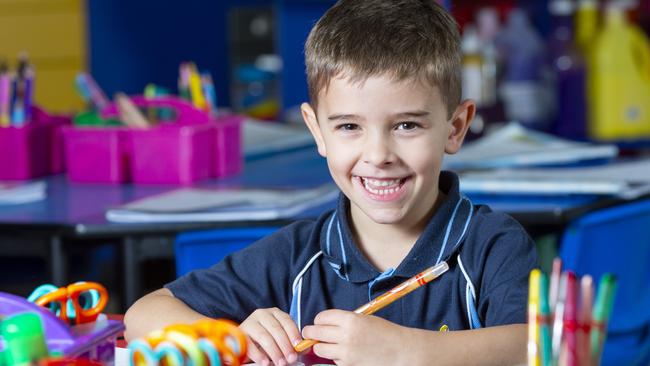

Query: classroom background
left=1, top=0, right=650, bottom=364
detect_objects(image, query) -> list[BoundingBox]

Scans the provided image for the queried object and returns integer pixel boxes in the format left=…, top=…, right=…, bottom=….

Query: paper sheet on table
left=444, top=122, right=618, bottom=170
left=106, top=184, right=339, bottom=223
left=459, top=158, right=650, bottom=199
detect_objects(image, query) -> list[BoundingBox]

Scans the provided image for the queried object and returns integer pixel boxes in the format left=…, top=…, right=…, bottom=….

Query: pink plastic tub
left=0, top=107, right=70, bottom=180
left=0, top=122, right=49, bottom=180
left=64, top=96, right=243, bottom=184
left=130, top=123, right=214, bottom=184
left=63, top=126, right=132, bottom=183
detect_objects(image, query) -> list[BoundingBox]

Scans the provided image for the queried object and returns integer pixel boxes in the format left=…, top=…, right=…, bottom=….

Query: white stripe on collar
left=436, top=197, right=473, bottom=264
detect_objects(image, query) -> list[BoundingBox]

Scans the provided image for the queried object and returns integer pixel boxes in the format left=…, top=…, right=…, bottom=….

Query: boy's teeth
left=363, top=178, right=401, bottom=187
left=362, top=177, right=402, bottom=195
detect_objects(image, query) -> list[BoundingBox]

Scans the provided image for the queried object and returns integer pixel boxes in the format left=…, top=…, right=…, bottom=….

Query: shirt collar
left=319, top=171, right=473, bottom=283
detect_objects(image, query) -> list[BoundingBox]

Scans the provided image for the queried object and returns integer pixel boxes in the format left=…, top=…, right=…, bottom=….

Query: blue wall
left=277, top=0, right=334, bottom=110
left=88, top=0, right=269, bottom=107
left=87, top=0, right=548, bottom=113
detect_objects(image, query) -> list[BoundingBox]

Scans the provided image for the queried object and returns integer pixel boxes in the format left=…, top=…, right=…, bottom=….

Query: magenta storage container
left=63, top=127, right=132, bottom=183
left=63, top=96, right=243, bottom=184
left=0, top=122, right=49, bottom=180
left=0, top=107, right=70, bottom=180
left=130, top=123, right=214, bottom=184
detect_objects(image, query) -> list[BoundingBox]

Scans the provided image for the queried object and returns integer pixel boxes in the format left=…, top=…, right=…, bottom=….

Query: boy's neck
left=349, top=190, right=446, bottom=272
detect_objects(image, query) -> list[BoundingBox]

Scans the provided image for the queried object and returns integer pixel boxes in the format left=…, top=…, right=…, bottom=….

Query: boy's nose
left=361, top=134, right=395, bottom=166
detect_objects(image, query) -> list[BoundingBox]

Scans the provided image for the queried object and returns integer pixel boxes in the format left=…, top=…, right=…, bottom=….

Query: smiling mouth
left=357, top=176, right=408, bottom=196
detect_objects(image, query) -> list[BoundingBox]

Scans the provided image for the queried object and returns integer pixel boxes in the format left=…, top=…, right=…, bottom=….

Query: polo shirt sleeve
left=476, top=222, right=538, bottom=327
left=164, top=226, right=300, bottom=323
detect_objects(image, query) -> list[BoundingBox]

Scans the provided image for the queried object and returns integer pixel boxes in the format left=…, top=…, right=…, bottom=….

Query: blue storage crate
left=560, top=198, right=650, bottom=366
left=175, top=227, right=279, bottom=277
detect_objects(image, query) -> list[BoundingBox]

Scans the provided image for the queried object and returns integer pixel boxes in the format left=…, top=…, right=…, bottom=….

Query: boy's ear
left=444, top=99, right=476, bottom=154
left=301, top=102, right=327, bottom=157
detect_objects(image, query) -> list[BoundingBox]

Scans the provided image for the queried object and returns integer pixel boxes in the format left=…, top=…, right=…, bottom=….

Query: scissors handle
left=33, top=282, right=108, bottom=325
left=34, top=288, right=70, bottom=323
left=71, top=282, right=108, bottom=324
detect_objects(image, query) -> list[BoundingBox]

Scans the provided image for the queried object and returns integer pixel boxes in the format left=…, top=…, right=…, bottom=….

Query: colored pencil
left=528, top=269, right=541, bottom=366
left=539, top=273, right=552, bottom=366
left=563, top=272, right=578, bottom=366
left=552, top=273, right=567, bottom=365
left=590, top=274, right=616, bottom=366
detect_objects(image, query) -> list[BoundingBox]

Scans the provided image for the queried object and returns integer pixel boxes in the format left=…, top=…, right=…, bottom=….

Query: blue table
left=0, top=147, right=614, bottom=308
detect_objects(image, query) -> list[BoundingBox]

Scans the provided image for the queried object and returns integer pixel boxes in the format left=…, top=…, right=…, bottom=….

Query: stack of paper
left=444, top=122, right=619, bottom=170
left=459, top=158, right=650, bottom=199
left=0, top=181, right=46, bottom=204
left=106, top=184, right=339, bottom=223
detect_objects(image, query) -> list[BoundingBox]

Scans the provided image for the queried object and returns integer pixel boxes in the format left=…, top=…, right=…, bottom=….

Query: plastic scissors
left=27, top=281, right=108, bottom=325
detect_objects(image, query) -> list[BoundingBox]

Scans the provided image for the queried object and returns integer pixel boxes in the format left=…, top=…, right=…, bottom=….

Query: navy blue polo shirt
left=166, top=171, right=537, bottom=332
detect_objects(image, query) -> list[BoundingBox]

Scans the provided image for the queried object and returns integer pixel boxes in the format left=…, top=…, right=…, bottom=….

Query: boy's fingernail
left=287, top=352, right=298, bottom=363
left=292, top=339, right=302, bottom=346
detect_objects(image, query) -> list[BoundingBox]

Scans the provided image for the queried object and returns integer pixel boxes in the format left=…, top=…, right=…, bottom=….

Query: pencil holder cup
left=0, top=121, right=49, bottom=180
left=103, top=96, right=243, bottom=179
left=103, top=96, right=216, bottom=184
left=63, top=96, right=241, bottom=184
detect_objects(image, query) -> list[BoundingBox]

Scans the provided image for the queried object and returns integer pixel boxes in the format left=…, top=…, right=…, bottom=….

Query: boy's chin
left=358, top=208, right=407, bottom=225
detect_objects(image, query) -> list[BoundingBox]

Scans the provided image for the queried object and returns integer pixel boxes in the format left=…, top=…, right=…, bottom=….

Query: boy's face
left=302, top=74, right=473, bottom=229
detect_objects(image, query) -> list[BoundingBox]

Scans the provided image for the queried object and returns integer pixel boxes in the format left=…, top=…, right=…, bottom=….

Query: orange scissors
left=33, top=282, right=108, bottom=325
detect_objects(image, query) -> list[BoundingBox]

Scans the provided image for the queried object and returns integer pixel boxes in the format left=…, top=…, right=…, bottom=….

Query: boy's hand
left=239, top=307, right=301, bottom=366
left=302, top=309, right=409, bottom=366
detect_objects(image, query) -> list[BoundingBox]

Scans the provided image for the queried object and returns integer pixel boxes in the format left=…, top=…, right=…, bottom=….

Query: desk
left=0, top=147, right=618, bottom=309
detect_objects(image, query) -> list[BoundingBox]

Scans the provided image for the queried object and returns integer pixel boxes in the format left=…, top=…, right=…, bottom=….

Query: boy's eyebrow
left=327, top=110, right=430, bottom=122
left=327, top=113, right=360, bottom=122
left=393, top=110, right=430, bottom=118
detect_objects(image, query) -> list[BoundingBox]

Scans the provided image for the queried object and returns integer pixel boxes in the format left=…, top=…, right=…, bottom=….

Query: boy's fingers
left=271, top=308, right=303, bottom=346
left=314, top=309, right=352, bottom=325
left=245, top=319, right=287, bottom=366
left=246, top=339, right=271, bottom=366
left=302, top=324, right=340, bottom=344
left=257, top=310, right=296, bottom=364
left=312, top=342, right=339, bottom=362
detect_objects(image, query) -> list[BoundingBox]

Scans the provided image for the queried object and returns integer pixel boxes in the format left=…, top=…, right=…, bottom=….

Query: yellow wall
left=0, top=0, right=86, bottom=113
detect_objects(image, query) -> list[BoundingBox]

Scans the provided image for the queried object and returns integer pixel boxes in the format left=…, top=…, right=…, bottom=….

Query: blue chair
left=174, top=227, right=279, bottom=277
left=560, top=198, right=650, bottom=366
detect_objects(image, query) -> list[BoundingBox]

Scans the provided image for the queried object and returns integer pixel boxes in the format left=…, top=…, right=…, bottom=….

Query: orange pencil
left=293, top=260, right=450, bottom=353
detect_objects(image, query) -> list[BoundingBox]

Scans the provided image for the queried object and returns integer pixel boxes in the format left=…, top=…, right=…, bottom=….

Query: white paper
left=106, top=184, right=339, bottom=223
left=459, top=158, right=650, bottom=199
left=444, top=122, right=618, bottom=170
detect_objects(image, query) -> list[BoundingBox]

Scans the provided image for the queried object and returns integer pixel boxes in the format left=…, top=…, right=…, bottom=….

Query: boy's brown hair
left=305, top=0, right=461, bottom=116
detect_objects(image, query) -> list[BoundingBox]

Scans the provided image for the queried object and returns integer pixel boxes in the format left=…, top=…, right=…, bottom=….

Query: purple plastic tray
left=0, top=292, right=124, bottom=364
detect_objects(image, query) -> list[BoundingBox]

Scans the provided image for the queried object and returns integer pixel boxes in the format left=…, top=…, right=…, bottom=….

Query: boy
left=125, top=1, right=537, bottom=365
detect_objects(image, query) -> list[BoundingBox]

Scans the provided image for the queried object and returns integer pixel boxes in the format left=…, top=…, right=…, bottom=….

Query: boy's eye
left=337, top=123, right=359, bottom=131
left=395, top=121, right=420, bottom=130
